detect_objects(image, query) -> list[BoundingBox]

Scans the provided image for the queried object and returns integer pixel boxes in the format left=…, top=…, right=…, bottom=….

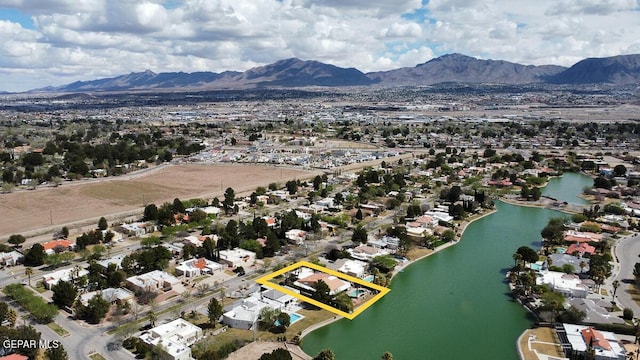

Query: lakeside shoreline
left=298, top=206, right=499, bottom=355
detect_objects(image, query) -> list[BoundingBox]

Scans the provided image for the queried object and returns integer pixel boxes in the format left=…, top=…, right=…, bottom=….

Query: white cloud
left=0, top=0, right=639, bottom=91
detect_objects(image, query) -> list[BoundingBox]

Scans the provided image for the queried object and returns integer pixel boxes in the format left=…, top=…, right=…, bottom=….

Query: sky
left=0, top=0, right=639, bottom=92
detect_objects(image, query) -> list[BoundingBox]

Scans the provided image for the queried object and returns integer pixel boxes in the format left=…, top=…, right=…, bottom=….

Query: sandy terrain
left=0, top=164, right=312, bottom=238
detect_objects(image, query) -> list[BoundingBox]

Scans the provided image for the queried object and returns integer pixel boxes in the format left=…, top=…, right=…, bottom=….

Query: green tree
left=45, top=344, right=69, bottom=360
left=442, top=229, right=455, bottom=242
left=24, top=243, right=46, bottom=266
left=77, top=294, right=110, bottom=324
left=52, top=280, right=78, bottom=308
left=143, top=203, right=158, bottom=221
left=313, top=349, right=335, bottom=360
left=24, top=267, right=33, bottom=286
left=311, top=280, right=333, bottom=304
left=8, top=234, right=26, bottom=247
left=614, top=164, right=627, bottom=177
left=207, top=298, right=223, bottom=327
left=382, top=352, right=394, bottom=360
left=351, top=226, right=368, bottom=243
left=516, top=246, right=539, bottom=265
left=223, top=187, right=235, bottom=214
left=530, top=187, right=542, bottom=201
left=98, top=217, right=108, bottom=231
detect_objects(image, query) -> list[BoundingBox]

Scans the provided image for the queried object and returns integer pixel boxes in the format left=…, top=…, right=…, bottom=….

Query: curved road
left=610, top=233, right=640, bottom=316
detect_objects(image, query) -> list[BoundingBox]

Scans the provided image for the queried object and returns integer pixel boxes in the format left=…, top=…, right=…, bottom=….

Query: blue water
left=303, top=173, right=591, bottom=359
left=275, top=312, right=303, bottom=327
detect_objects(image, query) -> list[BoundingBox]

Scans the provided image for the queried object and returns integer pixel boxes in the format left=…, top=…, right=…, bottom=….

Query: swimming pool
left=275, top=312, right=304, bottom=326
left=364, top=275, right=374, bottom=282
left=348, top=289, right=367, bottom=298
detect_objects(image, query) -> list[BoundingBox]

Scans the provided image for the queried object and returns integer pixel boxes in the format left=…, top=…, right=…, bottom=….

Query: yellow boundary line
left=255, top=261, right=390, bottom=320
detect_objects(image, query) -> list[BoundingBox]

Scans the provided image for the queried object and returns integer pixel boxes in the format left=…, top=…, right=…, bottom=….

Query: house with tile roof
left=561, top=323, right=626, bottom=359
left=175, top=257, right=223, bottom=277
left=42, top=239, right=75, bottom=255
left=295, top=272, right=350, bottom=295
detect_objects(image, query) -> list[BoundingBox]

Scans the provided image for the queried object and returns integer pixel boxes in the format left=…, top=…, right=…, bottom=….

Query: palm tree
left=613, top=280, right=620, bottom=300
left=24, top=267, right=33, bottom=287
left=148, top=310, right=157, bottom=328
left=382, top=352, right=393, bottom=360
left=579, top=261, right=587, bottom=274
left=6, top=308, right=17, bottom=328
left=546, top=257, right=553, bottom=270
left=513, top=253, right=523, bottom=268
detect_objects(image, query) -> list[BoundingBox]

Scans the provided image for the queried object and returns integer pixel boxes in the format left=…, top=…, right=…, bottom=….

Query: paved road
left=610, top=233, right=640, bottom=316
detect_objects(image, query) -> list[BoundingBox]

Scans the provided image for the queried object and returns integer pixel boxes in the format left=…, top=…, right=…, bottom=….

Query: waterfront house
left=560, top=323, right=626, bottom=359
left=348, top=245, right=390, bottom=262
left=222, top=288, right=295, bottom=329
left=295, top=272, right=350, bottom=295
left=536, top=271, right=590, bottom=298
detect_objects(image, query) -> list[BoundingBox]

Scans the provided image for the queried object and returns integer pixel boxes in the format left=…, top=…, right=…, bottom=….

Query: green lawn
left=89, top=353, right=107, bottom=360
left=47, top=322, right=69, bottom=336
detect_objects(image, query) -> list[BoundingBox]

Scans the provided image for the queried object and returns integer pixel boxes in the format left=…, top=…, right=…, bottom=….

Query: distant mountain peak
left=26, top=53, right=640, bottom=92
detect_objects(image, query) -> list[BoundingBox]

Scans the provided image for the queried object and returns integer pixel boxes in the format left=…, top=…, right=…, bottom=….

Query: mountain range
left=33, top=53, right=640, bottom=92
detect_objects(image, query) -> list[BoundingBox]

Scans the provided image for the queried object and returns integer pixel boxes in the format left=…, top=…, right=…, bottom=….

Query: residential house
left=536, top=271, right=590, bottom=298
left=295, top=272, right=350, bottom=295
left=564, top=230, right=603, bottom=243
left=549, top=253, right=590, bottom=273
left=79, top=287, right=135, bottom=306
left=96, top=254, right=126, bottom=272
left=566, top=243, right=596, bottom=257
left=0, top=251, right=23, bottom=267
left=42, top=267, right=89, bottom=289
left=125, top=270, right=181, bottom=293
left=348, top=245, right=389, bottom=262
left=285, top=229, right=307, bottom=245
left=42, top=239, right=75, bottom=255
left=218, top=248, right=256, bottom=269
left=139, top=318, right=203, bottom=360
left=337, top=259, right=367, bottom=279
left=560, top=323, right=626, bottom=359
left=175, top=258, right=223, bottom=277
left=222, top=288, right=295, bottom=329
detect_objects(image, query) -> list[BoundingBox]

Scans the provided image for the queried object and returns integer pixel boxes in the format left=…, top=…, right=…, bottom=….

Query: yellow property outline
left=255, top=260, right=390, bottom=320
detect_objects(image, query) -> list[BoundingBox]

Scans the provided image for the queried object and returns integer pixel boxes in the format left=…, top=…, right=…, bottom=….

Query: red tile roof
left=581, top=327, right=612, bottom=351
left=43, top=239, right=73, bottom=251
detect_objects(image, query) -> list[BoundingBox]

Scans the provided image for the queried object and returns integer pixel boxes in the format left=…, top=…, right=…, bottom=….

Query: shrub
left=623, top=308, right=634, bottom=320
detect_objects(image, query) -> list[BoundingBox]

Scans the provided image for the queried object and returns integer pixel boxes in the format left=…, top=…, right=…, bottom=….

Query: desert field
left=0, top=164, right=313, bottom=238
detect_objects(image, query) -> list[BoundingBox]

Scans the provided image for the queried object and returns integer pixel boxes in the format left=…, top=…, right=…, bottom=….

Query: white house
left=42, top=267, right=89, bottom=289
left=222, top=288, right=295, bottom=329
left=175, top=258, right=223, bottom=278
left=536, top=271, right=590, bottom=298
left=562, top=323, right=626, bottom=359
left=125, top=270, right=182, bottom=293
left=218, top=248, right=256, bottom=268
left=139, top=318, right=203, bottom=360
left=338, top=259, right=367, bottom=279
left=285, top=229, right=307, bottom=245
left=348, top=245, right=389, bottom=262
left=0, top=251, right=23, bottom=266
left=79, top=287, right=135, bottom=306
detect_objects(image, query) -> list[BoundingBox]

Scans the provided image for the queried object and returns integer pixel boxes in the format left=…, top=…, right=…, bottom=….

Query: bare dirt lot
left=0, top=164, right=312, bottom=238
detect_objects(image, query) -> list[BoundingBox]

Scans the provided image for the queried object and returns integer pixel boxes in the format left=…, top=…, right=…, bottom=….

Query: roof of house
left=298, top=273, right=349, bottom=293
left=0, top=354, right=29, bottom=360
left=581, top=327, right=612, bottom=350
left=566, top=243, right=596, bottom=255
left=43, top=239, right=73, bottom=251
